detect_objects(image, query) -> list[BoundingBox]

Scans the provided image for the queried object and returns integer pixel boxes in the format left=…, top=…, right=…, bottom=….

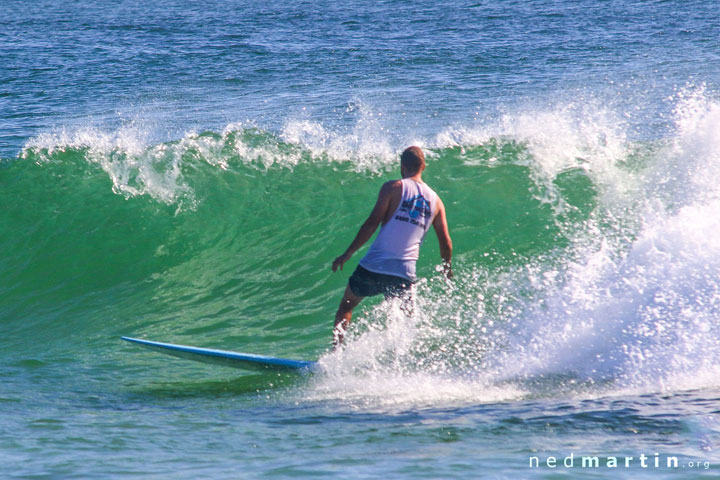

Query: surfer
left=331, top=146, right=453, bottom=347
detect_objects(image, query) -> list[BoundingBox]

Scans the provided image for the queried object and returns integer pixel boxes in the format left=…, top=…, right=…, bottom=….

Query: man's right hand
left=332, top=252, right=352, bottom=272
left=442, top=260, right=453, bottom=280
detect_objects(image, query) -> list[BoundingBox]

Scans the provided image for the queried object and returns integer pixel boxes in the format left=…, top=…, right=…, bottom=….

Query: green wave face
left=4, top=111, right=720, bottom=399
left=1, top=127, right=599, bottom=353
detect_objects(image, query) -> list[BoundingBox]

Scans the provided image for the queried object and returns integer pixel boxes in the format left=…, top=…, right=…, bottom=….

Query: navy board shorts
left=348, top=265, right=414, bottom=298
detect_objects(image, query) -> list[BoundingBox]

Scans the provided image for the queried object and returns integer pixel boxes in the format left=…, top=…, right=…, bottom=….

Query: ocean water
left=3, top=0, right=720, bottom=478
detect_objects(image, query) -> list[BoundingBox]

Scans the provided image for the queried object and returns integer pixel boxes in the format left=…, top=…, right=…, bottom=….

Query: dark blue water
left=4, top=0, right=720, bottom=158
left=3, top=0, right=720, bottom=478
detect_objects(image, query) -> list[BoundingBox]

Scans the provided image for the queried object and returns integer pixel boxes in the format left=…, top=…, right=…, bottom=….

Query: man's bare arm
left=432, top=197, right=453, bottom=279
left=332, top=181, right=395, bottom=272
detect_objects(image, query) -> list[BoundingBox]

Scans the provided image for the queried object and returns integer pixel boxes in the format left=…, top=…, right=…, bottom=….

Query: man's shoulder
left=382, top=179, right=403, bottom=187
left=379, top=179, right=403, bottom=194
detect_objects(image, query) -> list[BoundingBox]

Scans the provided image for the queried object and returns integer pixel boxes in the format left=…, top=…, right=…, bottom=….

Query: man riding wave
left=331, top=146, right=453, bottom=347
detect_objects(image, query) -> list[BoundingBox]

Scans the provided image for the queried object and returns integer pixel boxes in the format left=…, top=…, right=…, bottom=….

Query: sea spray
left=299, top=90, right=720, bottom=406
left=4, top=91, right=720, bottom=405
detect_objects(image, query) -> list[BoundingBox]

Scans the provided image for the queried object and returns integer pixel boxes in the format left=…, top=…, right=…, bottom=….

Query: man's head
left=400, top=146, right=426, bottom=177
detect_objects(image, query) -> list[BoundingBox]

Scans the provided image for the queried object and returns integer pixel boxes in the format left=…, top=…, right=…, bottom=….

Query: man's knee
left=338, top=286, right=362, bottom=310
left=383, top=289, right=414, bottom=316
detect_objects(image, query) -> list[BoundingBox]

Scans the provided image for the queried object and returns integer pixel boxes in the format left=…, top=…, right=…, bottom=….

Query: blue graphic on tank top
left=397, top=194, right=432, bottom=227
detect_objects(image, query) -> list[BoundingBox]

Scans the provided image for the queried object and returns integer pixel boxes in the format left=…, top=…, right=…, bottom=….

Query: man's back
left=359, top=178, right=439, bottom=282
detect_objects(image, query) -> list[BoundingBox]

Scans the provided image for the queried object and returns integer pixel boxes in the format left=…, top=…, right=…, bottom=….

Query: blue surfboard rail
left=122, top=337, right=318, bottom=373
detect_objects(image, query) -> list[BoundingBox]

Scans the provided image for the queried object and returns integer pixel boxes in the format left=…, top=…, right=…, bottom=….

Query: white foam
left=435, top=98, right=637, bottom=212
left=307, top=350, right=525, bottom=411
left=646, top=84, right=720, bottom=208
left=299, top=281, right=526, bottom=410
left=280, top=101, right=397, bottom=171
left=302, top=88, right=720, bottom=406
left=22, top=124, right=195, bottom=208
left=19, top=105, right=407, bottom=210
left=485, top=88, right=720, bottom=396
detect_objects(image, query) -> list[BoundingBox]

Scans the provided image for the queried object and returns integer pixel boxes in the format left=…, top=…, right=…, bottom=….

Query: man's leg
left=333, top=285, right=364, bottom=348
left=383, top=281, right=415, bottom=318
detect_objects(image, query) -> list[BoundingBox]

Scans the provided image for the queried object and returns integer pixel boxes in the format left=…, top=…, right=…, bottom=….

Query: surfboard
left=121, top=337, right=318, bottom=373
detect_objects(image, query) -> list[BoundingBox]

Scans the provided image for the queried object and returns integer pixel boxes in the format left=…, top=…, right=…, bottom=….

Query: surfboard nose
left=121, top=337, right=317, bottom=374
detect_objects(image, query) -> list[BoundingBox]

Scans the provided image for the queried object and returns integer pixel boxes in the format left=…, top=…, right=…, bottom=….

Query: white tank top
left=359, top=178, right=439, bottom=281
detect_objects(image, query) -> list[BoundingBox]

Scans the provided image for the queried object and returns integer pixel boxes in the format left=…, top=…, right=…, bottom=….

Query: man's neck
left=402, top=173, right=423, bottom=183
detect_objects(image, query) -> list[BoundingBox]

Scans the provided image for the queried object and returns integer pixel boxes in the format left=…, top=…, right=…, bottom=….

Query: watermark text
left=529, top=453, right=710, bottom=470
